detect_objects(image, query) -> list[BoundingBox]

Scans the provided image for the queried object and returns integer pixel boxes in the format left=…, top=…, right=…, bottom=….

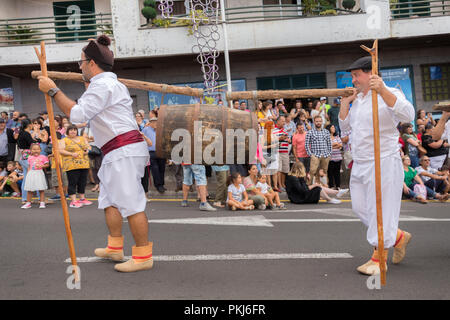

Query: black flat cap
left=346, top=56, right=372, bottom=72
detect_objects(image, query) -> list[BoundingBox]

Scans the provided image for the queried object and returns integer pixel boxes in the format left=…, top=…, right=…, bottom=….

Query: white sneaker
left=336, top=188, right=349, bottom=199
left=327, top=198, right=341, bottom=204
left=39, top=202, right=46, bottom=209
left=21, top=202, right=32, bottom=209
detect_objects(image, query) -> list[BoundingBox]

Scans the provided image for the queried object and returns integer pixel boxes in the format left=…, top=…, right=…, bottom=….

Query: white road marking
left=267, top=217, right=450, bottom=223
left=132, top=215, right=274, bottom=227
left=65, top=252, right=353, bottom=263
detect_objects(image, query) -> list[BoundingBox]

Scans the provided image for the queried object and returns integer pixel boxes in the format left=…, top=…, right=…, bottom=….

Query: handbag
left=413, top=184, right=427, bottom=200
left=88, top=145, right=102, bottom=157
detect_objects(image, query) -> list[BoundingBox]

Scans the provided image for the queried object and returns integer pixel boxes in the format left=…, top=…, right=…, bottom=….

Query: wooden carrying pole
left=361, top=39, right=386, bottom=286
left=34, top=42, right=79, bottom=282
left=226, top=88, right=355, bottom=101
left=31, top=71, right=204, bottom=98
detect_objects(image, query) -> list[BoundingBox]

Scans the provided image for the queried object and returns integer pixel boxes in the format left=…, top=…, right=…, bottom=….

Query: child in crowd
left=226, top=172, right=254, bottom=211
left=0, top=161, right=21, bottom=197
left=255, top=174, right=286, bottom=210
left=21, top=143, right=49, bottom=209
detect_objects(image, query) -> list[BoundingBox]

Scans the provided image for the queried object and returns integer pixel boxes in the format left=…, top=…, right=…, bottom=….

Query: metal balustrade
left=390, top=0, right=450, bottom=19
left=0, top=12, right=113, bottom=46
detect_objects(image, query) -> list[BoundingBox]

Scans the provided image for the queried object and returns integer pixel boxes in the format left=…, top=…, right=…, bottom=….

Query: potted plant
left=342, top=0, right=356, bottom=10
left=141, top=0, right=157, bottom=26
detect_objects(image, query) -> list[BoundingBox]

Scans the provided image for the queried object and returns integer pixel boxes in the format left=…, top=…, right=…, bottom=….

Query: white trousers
left=350, top=154, right=404, bottom=248
left=98, top=156, right=148, bottom=218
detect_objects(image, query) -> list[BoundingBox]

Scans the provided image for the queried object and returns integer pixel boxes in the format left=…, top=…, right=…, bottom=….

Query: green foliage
left=319, top=9, right=337, bottom=15
left=172, top=10, right=209, bottom=36
left=143, top=0, right=156, bottom=8
left=153, top=18, right=171, bottom=28
left=204, top=96, right=215, bottom=104
left=142, top=0, right=157, bottom=24
left=142, top=6, right=157, bottom=24
left=5, top=25, right=40, bottom=44
left=342, top=0, right=356, bottom=10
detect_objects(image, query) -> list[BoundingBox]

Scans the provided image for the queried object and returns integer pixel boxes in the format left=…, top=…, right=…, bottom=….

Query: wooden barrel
left=156, top=104, right=259, bottom=165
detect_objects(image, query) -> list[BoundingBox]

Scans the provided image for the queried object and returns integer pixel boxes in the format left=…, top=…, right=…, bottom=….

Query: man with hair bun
left=37, top=35, right=153, bottom=273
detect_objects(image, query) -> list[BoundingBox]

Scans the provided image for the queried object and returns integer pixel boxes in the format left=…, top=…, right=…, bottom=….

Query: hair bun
left=97, top=35, right=111, bottom=46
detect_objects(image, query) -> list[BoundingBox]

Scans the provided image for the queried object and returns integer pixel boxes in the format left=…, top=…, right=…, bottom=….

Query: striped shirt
left=305, top=127, right=331, bottom=158
left=330, top=136, right=343, bottom=161
left=273, top=126, right=290, bottom=153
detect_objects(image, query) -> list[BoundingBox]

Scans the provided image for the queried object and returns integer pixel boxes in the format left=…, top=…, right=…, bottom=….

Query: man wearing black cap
left=38, top=35, right=153, bottom=273
left=339, top=56, right=415, bottom=276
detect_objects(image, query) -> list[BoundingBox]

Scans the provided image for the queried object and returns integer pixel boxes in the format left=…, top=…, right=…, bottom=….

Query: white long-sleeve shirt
left=70, top=72, right=148, bottom=163
left=339, top=85, right=415, bottom=162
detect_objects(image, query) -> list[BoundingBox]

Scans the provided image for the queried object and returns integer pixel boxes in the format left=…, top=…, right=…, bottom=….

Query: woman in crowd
left=31, top=118, right=49, bottom=156
left=416, top=109, right=435, bottom=127
left=54, top=115, right=65, bottom=137
left=290, top=100, right=303, bottom=124
left=135, top=112, right=146, bottom=131
left=286, top=161, right=347, bottom=204
left=400, top=122, right=422, bottom=169
left=292, top=122, right=310, bottom=172
left=402, top=155, right=428, bottom=203
left=59, top=125, right=92, bottom=208
left=310, top=100, right=327, bottom=129
left=17, top=119, right=38, bottom=204
left=257, top=101, right=272, bottom=128
left=298, top=110, right=312, bottom=131
left=243, top=164, right=275, bottom=210
left=326, top=124, right=343, bottom=189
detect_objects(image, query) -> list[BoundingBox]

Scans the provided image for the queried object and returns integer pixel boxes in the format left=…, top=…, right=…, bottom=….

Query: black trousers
left=66, top=169, right=89, bottom=195
left=149, top=151, right=166, bottom=189
left=327, top=160, right=342, bottom=188
left=141, top=164, right=151, bottom=193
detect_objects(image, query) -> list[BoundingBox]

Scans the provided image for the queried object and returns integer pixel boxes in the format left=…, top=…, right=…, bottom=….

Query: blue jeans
left=409, top=154, right=419, bottom=169
left=410, top=181, right=436, bottom=199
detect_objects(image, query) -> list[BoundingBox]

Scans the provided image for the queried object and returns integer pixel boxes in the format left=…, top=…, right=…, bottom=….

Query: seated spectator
left=181, top=163, right=216, bottom=211
left=0, top=161, right=21, bottom=197
left=416, top=156, right=449, bottom=198
left=402, top=155, right=446, bottom=203
left=243, top=164, right=268, bottom=210
left=286, top=161, right=347, bottom=204
left=255, top=173, right=285, bottom=210
left=400, top=123, right=421, bottom=169
left=226, top=172, right=254, bottom=211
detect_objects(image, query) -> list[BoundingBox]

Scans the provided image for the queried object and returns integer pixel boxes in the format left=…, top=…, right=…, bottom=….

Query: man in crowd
left=416, top=155, right=449, bottom=196
left=320, top=97, right=331, bottom=114
left=0, top=118, right=17, bottom=163
left=143, top=116, right=166, bottom=194
left=339, top=55, right=415, bottom=276
left=327, top=98, right=341, bottom=136
left=181, top=163, right=217, bottom=211
left=305, top=115, right=331, bottom=185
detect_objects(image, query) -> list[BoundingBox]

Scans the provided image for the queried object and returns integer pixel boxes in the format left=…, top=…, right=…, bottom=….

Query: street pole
left=220, top=0, right=233, bottom=107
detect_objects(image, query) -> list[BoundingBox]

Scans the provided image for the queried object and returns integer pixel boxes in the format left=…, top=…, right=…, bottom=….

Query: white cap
left=320, top=97, right=326, bottom=101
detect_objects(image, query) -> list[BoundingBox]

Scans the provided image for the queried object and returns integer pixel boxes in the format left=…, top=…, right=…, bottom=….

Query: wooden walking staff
left=361, top=39, right=386, bottom=286
left=34, top=41, right=79, bottom=282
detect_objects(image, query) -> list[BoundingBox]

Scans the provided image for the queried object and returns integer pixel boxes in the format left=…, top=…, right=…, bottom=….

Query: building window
left=53, top=0, right=96, bottom=42
left=421, top=63, right=450, bottom=101
left=257, top=73, right=326, bottom=90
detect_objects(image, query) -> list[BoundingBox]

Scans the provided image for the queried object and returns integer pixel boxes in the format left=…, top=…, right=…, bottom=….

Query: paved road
left=0, top=197, right=449, bottom=300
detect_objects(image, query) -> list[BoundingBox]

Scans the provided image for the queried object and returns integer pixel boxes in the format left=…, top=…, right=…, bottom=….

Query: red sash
left=100, top=130, right=144, bottom=156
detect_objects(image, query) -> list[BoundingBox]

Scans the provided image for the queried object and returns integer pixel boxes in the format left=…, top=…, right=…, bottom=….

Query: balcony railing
left=390, top=0, right=450, bottom=19
left=0, top=12, right=113, bottom=46
left=139, top=4, right=360, bottom=29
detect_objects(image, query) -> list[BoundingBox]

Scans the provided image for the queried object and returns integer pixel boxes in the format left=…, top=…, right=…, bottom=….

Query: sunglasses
left=77, top=59, right=91, bottom=67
